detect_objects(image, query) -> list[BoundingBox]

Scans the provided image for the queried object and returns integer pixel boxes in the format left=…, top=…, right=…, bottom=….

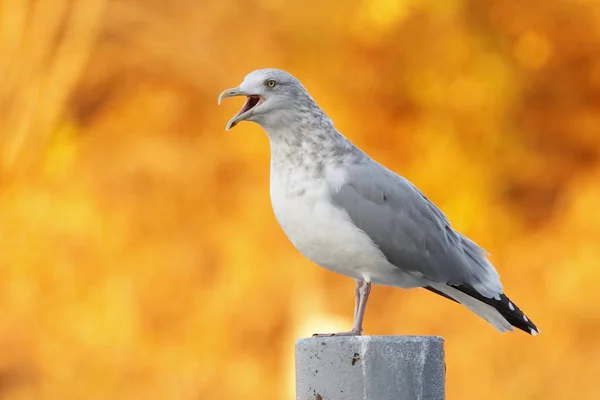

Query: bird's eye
left=266, top=79, right=276, bottom=88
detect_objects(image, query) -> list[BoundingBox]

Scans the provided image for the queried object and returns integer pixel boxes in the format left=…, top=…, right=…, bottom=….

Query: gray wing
left=330, top=162, right=502, bottom=297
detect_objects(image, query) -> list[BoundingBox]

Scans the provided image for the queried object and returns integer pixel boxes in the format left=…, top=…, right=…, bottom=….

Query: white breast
left=269, top=163, right=413, bottom=286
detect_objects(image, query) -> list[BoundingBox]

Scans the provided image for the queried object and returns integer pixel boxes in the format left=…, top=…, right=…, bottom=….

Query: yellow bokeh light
left=514, top=31, right=552, bottom=69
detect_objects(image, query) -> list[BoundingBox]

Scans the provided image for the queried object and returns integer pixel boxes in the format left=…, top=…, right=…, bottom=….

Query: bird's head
left=218, top=68, right=311, bottom=131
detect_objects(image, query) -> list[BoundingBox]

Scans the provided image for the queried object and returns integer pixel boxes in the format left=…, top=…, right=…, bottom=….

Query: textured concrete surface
left=295, top=336, right=445, bottom=400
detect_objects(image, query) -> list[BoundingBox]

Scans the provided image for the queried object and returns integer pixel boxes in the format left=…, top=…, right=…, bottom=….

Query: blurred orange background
left=1, top=0, right=599, bottom=399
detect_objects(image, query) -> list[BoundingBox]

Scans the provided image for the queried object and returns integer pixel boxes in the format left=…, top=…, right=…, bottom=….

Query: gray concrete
left=295, top=336, right=445, bottom=400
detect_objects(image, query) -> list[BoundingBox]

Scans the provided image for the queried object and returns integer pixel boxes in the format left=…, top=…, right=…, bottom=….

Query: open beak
left=218, top=87, right=264, bottom=131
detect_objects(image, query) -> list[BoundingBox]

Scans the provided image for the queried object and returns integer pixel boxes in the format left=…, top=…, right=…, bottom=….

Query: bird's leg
left=351, top=280, right=371, bottom=334
left=352, top=279, right=362, bottom=322
left=312, top=280, right=371, bottom=337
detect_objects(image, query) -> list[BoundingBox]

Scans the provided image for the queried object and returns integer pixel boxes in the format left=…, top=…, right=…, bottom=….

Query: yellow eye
left=266, top=79, right=276, bottom=88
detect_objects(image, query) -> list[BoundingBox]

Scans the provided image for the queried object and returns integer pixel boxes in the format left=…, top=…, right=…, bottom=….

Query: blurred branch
left=0, top=0, right=107, bottom=180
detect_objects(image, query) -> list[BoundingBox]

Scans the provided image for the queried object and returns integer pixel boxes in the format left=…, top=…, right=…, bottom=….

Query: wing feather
left=329, top=163, right=502, bottom=298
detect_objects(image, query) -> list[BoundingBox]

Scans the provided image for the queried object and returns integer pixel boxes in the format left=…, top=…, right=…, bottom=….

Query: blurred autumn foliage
left=0, top=0, right=599, bottom=399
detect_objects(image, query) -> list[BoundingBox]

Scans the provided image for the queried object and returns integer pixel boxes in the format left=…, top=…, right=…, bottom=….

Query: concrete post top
left=295, top=336, right=446, bottom=400
left=297, top=335, right=444, bottom=346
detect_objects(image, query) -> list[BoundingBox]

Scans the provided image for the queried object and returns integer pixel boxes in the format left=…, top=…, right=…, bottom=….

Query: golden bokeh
left=1, top=0, right=599, bottom=398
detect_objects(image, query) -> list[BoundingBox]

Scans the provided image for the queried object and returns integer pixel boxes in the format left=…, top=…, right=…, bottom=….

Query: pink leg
left=313, top=280, right=371, bottom=337
left=352, top=280, right=361, bottom=322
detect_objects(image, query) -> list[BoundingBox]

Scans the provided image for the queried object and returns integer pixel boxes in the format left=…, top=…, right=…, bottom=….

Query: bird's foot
left=312, top=329, right=362, bottom=337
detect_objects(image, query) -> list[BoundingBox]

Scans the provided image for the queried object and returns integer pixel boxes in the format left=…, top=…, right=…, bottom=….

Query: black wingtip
left=450, top=284, right=540, bottom=335
left=426, top=284, right=540, bottom=335
left=497, top=296, right=539, bottom=335
left=496, top=293, right=540, bottom=336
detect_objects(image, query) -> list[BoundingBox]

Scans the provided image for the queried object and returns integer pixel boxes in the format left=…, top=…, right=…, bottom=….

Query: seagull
left=218, top=68, right=539, bottom=337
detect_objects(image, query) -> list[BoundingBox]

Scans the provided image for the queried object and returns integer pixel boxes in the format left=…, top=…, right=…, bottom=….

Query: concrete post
left=295, top=336, right=445, bottom=400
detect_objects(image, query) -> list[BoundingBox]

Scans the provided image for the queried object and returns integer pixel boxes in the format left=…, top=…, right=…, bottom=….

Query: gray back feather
left=329, top=162, right=503, bottom=298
